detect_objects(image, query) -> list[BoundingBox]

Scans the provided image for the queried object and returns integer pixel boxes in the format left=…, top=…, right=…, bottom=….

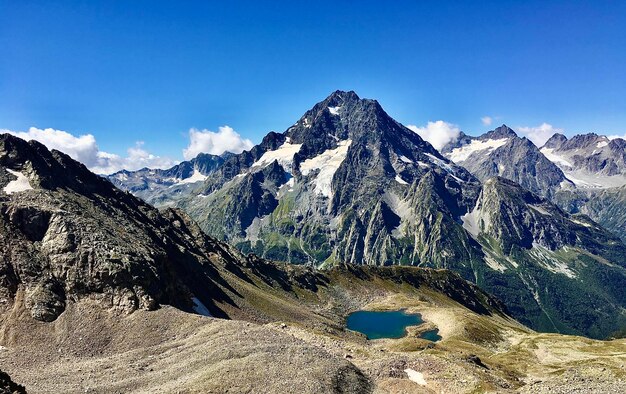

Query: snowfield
left=300, top=140, right=351, bottom=197
left=447, top=138, right=509, bottom=163
left=3, top=169, right=33, bottom=194
left=174, top=168, right=208, bottom=186
left=252, top=141, right=303, bottom=173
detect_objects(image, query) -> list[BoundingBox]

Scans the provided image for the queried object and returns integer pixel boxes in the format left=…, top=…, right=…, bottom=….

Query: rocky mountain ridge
left=441, top=125, right=573, bottom=198
left=108, top=152, right=229, bottom=206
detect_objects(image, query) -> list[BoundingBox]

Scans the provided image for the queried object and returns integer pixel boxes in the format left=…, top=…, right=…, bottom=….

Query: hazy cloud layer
left=516, top=123, right=564, bottom=147
left=481, top=116, right=493, bottom=126
left=183, top=126, right=254, bottom=160
left=407, top=121, right=461, bottom=151
left=2, top=127, right=176, bottom=174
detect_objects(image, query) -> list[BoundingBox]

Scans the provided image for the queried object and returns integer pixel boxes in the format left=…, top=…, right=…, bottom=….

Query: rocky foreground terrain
left=1, top=133, right=625, bottom=393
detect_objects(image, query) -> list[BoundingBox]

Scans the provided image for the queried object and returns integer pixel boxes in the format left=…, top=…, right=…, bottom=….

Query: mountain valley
left=2, top=90, right=625, bottom=392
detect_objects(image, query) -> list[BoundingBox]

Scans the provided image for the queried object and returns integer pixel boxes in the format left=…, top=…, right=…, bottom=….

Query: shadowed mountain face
left=96, top=91, right=626, bottom=339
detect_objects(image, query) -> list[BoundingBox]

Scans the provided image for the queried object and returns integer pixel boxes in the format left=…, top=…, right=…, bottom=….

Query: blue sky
left=1, top=1, right=625, bottom=172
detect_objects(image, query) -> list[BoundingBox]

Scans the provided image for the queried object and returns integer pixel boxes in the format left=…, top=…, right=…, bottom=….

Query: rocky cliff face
left=461, top=177, right=626, bottom=337
left=539, top=132, right=626, bottom=241
left=0, top=133, right=263, bottom=322
left=441, top=125, right=572, bottom=198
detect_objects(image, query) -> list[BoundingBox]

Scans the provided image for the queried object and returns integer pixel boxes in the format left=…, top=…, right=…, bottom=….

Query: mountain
left=541, top=133, right=626, bottom=188
left=441, top=125, right=573, bottom=198
left=462, top=177, right=626, bottom=337
left=135, top=91, right=626, bottom=339
left=180, top=90, right=481, bottom=268
left=1, top=135, right=626, bottom=393
left=107, top=152, right=228, bottom=206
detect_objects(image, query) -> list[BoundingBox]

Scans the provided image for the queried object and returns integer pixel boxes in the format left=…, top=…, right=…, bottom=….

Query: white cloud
left=406, top=121, right=461, bottom=151
left=608, top=134, right=626, bottom=140
left=2, top=127, right=176, bottom=174
left=183, top=126, right=254, bottom=160
left=481, top=116, right=493, bottom=126
left=516, top=123, right=564, bottom=147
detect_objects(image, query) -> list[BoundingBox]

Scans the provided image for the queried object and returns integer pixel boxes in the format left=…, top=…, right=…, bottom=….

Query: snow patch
left=540, top=148, right=573, bottom=168
left=3, top=169, right=33, bottom=194
left=447, top=138, right=509, bottom=163
left=404, top=369, right=426, bottom=386
left=399, top=155, right=413, bottom=164
left=191, top=297, right=212, bottom=316
left=485, top=256, right=507, bottom=272
left=570, top=218, right=592, bottom=228
left=424, top=153, right=464, bottom=183
left=461, top=209, right=481, bottom=237
left=395, top=175, right=408, bottom=185
left=300, top=140, right=351, bottom=197
left=174, top=169, right=208, bottom=185
left=529, top=204, right=552, bottom=216
left=276, top=177, right=296, bottom=198
left=563, top=171, right=626, bottom=189
left=596, top=140, right=608, bottom=148
left=529, top=244, right=577, bottom=279
left=328, top=106, right=341, bottom=115
left=252, top=142, right=303, bottom=173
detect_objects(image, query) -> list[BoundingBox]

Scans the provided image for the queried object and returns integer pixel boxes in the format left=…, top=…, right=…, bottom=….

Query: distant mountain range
left=108, top=91, right=626, bottom=339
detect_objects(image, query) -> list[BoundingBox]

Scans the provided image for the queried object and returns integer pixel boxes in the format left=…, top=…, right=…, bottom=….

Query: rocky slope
left=151, top=92, right=626, bottom=339
left=441, top=125, right=572, bottom=198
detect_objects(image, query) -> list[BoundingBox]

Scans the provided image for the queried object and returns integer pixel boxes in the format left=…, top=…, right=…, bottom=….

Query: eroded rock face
left=0, top=134, right=237, bottom=321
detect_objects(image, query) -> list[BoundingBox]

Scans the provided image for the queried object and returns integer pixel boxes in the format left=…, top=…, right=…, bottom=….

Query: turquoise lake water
left=346, top=310, right=441, bottom=341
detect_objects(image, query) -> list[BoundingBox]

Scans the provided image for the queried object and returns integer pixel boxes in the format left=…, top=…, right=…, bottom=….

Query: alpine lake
left=346, top=310, right=441, bottom=341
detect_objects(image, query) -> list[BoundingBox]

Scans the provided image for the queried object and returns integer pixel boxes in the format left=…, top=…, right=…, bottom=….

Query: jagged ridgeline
left=111, top=91, right=626, bottom=339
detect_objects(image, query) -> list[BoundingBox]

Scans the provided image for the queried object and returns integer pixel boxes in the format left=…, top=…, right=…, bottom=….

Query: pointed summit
left=543, top=133, right=567, bottom=149
left=324, top=90, right=360, bottom=104
left=484, top=124, right=518, bottom=139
